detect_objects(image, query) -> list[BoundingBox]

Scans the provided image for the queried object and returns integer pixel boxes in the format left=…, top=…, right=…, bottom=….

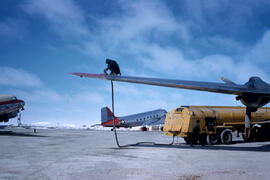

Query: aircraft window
left=144, top=118, right=145, bottom=120
left=136, top=119, right=138, bottom=121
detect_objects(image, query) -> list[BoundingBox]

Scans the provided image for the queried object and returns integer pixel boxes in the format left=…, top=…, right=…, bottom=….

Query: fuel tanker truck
left=163, top=106, right=270, bottom=145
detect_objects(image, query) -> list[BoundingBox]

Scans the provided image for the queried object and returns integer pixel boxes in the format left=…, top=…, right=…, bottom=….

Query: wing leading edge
left=70, top=73, right=269, bottom=95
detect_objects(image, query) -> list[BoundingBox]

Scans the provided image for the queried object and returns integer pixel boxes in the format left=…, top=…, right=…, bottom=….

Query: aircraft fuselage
left=101, top=107, right=167, bottom=128
left=0, top=95, right=25, bottom=123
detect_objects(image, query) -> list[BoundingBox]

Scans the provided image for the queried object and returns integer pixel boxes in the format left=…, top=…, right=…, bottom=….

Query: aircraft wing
left=71, top=73, right=268, bottom=95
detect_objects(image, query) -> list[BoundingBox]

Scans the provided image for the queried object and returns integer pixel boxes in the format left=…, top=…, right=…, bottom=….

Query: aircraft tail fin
left=101, top=107, right=119, bottom=126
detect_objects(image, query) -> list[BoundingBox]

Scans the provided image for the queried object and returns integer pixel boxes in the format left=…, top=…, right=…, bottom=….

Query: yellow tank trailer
left=163, top=106, right=270, bottom=145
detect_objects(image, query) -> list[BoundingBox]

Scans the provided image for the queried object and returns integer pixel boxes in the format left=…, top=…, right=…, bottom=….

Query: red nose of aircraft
left=0, top=95, right=25, bottom=108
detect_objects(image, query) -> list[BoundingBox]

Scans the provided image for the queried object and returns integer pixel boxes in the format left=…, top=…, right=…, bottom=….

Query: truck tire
left=251, top=125, right=262, bottom=141
left=184, top=137, right=192, bottom=144
left=207, top=134, right=219, bottom=145
left=221, top=129, right=232, bottom=144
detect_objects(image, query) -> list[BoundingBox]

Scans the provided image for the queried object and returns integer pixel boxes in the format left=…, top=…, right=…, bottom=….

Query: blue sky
left=1, top=0, right=270, bottom=126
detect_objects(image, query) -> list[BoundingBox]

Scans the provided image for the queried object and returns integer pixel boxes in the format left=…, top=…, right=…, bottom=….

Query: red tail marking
left=101, top=107, right=120, bottom=127
left=106, top=107, right=114, bottom=117
left=102, top=117, right=120, bottom=127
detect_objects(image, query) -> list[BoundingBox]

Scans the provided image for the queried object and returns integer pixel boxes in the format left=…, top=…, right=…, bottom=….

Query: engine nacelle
left=236, top=93, right=270, bottom=110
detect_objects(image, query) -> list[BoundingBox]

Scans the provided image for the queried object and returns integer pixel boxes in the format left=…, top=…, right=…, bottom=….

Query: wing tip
left=70, top=72, right=107, bottom=79
left=70, top=72, right=84, bottom=78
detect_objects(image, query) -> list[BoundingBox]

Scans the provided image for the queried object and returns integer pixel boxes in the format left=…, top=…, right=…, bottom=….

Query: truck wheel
left=221, top=129, right=232, bottom=144
left=184, top=137, right=192, bottom=144
left=207, top=134, right=219, bottom=145
left=251, top=125, right=262, bottom=141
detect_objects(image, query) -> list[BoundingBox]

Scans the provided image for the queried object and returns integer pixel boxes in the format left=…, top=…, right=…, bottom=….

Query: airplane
left=101, top=106, right=167, bottom=129
left=0, top=95, right=25, bottom=124
left=71, top=72, right=270, bottom=139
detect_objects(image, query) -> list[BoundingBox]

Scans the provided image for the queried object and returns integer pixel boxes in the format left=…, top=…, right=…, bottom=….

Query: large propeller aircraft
left=71, top=72, right=270, bottom=139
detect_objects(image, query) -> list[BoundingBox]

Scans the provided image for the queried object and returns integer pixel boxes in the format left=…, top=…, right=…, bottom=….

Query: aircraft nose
left=17, top=99, right=25, bottom=106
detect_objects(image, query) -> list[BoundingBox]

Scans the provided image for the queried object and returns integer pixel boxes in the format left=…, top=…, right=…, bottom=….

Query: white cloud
left=98, top=1, right=190, bottom=43
left=0, top=67, right=43, bottom=88
left=7, top=88, right=106, bottom=125
left=14, top=89, right=62, bottom=103
left=24, top=0, right=89, bottom=39
left=71, top=91, right=105, bottom=104
left=104, top=83, right=140, bottom=96
left=183, top=0, right=254, bottom=30
left=21, top=0, right=270, bottom=84
left=199, top=36, right=248, bottom=54
left=245, top=31, right=270, bottom=64
left=65, top=0, right=269, bottom=84
left=128, top=41, right=269, bottom=83
left=0, top=66, right=107, bottom=125
left=22, top=0, right=190, bottom=60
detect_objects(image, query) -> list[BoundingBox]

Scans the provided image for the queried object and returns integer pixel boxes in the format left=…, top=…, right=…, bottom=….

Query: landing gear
left=243, top=107, right=252, bottom=139
left=242, top=124, right=262, bottom=142
left=141, top=127, right=148, bottom=131
left=243, top=106, right=258, bottom=139
left=17, top=113, right=22, bottom=126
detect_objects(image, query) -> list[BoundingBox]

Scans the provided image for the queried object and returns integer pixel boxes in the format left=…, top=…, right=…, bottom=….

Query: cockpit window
left=176, top=108, right=184, bottom=112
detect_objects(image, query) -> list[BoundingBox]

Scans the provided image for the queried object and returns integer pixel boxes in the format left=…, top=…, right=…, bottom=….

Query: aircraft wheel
left=221, top=129, right=232, bottom=144
left=207, top=134, right=219, bottom=145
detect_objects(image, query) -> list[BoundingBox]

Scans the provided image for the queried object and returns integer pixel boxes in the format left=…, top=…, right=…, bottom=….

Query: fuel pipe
left=110, top=80, right=175, bottom=148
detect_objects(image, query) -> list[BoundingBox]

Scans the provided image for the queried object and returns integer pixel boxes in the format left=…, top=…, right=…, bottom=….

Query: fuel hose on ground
left=110, top=80, right=175, bottom=148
